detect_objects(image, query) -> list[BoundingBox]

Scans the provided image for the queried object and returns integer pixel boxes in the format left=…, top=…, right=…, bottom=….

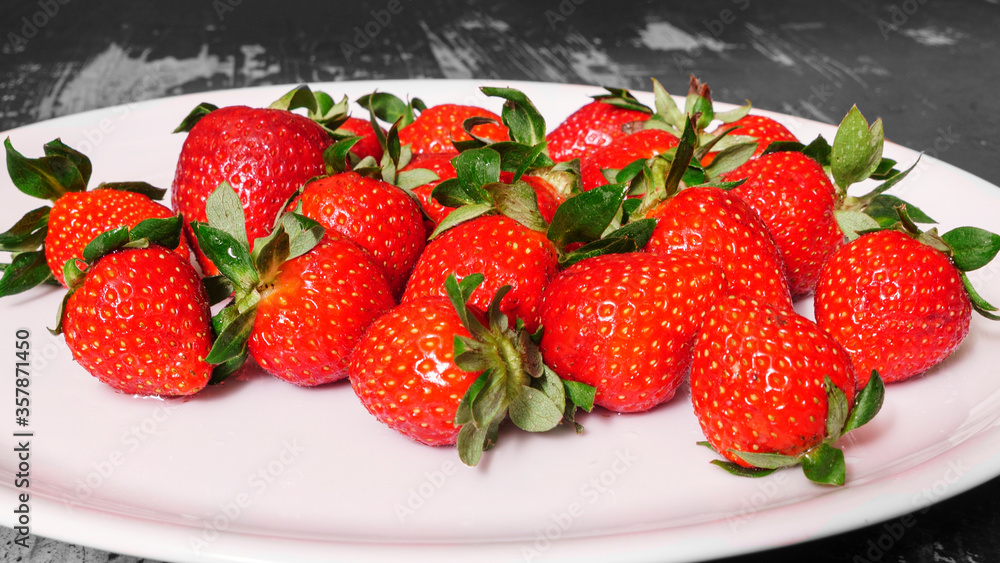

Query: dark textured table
left=1, top=1, right=999, bottom=562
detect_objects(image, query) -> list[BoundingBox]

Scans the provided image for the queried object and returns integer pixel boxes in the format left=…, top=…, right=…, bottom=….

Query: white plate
left=2, top=80, right=1000, bottom=563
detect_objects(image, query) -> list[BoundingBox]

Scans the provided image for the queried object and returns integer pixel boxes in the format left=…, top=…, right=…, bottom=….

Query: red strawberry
left=540, top=252, right=726, bottom=412
left=398, top=104, right=509, bottom=155
left=290, top=171, right=425, bottom=297
left=58, top=222, right=213, bottom=396
left=643, top=187, right=793, bottom=310
left=337, top=116, right=384, bottom=162
left=349, top=296, right=479, bottom=446
left=403, top=214, right=559, bottom=332
left=723, top=151, right=843, bottom=298
left=404, top=152, right=459, bottom=225
left=45, top=190, right=189, bottom=286
left=547, top=99, right=651, bottom=162
left=350, top=273, right=595, bottom=465
left=814, top=229, right=976, bottom=385
left=1, top=139, right=187, bottom=294
left=703, top=114, right=798, bottom=165
left=580, top=128, right=679, bottom=191
left=248, top=235, right=395, bottom=386
left=171, top=104, right=331, bottom=275
left=691, top=294, right=877, bottom=485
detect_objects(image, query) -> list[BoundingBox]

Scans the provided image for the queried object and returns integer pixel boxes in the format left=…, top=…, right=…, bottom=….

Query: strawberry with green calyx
left=171, top=88, right=333, bottom=276
left=815, top=205, right=1000, bottom=386
left=351, top=273, right=596, bottom=466
left=54, top=215, right=215, bottom=396
left=540, top=252, right=726, bottom=413
left=580, top=128, right=680, bottom=191
left=692, top=294, right=884, bottom=485
left=638, top=76, right=753, bottom=153
left=545, top=87, right=653, bottom=163
left=193, top=182, right=394, bottom=385
left=1, top=138, right=187, bottom=296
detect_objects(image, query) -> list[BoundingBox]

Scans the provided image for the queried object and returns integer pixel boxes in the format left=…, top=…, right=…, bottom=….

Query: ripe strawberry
left=248, top=235, right=395, bottom=386
left=290, top=171, right=425, bottom=297
left=540, top=252, right=726, bottom=412
left=580, top=128, right=679, bottom=191
left=703, top=114, right=798, bottom=165
left=171, top=104, right=331, bottom=275
left=192, top=183, right=394, bottom=386
left=58, top=219, right=213, bottom=396
left=337, top=116, right=384, bottom=161
left=691, top=294, right=880, bottom=485
left=398, top=104, right=509, bottom=155
left=643, top=187, right=793, bottom=310
left=404, top=152, right=459, bottom=225
left=1, top=138, right=187, bottom=294
left=814, top=226, right=1000, bottom=385
left=547, top=97, right=651, bottom=162
left=403, top=214, right=559, bottom=332
left=350, top=274, right=595, bottom=465
left=723, top=151, right=842, bottom=297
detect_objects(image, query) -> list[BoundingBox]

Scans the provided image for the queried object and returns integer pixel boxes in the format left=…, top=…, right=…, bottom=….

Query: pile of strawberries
left=3, top=77, right=998, bottom=483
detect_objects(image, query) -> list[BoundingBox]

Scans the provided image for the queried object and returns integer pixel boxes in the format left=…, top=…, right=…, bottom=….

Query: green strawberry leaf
left=960, top=272, right=1000, bottom=320
left=62, top=257, right=86, bottom=290
left=801, top=442, right=846, bottom=486
left=455, top=369, right=490, bottom=427
left=173, top=102, right=218, bottom=133
left=663, top=116, right=698, bottom=197
left=863, top=194, right=935, bottom=228
left=43, top=139, right=92, bottom=186
left=942, top=226, right=1000, bottom=272
left=729, top=449, right=802, bottom=470
left=559, top=219, right=657, bottom=268
left=0, top=250, right=52, bottom=298
left=202, top=275, right=235, bottom=307
left=509, top=385, right=564, bottom=432
left=278, top=212, right=324, bottom=260
left=205, top=303, right=256, bottom=367
left=396, top=168, right=439, bottom=192
left=547, top=183, right=629, bottom=249
left=454, top=148, right=501, bottom=201
left=430, top=203, right=494, bottom=240
left=127, top=215, right=182, bottom=249
left=443, top=272, right=487, bottom=338
left=702, top=141, right=758, bottom=179
left=190, top=223, right=259, bottom=291
left=205, top=181, right=248, bottom=246
left=835, top=210, right=881, bottom=241
left=82, top=226, right=130, bottom=263
left=94, top=181, right=168, bottom=201
left=490, top=141, right=550, bottom=181
left=870, top=157, right=900, bottom=180
left=831, top=106, right=884, bottom=192
left=268, top=84, right=319, bottom=114
left=481, top=86, right=546, bottom=146
left=843, top=371, right=885, bottom=434
left=5, top=137, right=86, bottom=200
left=456, top=417, right=489, bottom=467
left=356, top=92, right=423, bottom=128
left=824, top=376, right=850, bottom=441
left=251, top=228, right=291, bottom=285
left=713, top=103, right=752, bottom=124
left=0, top=206, right=50, bottom=252
left=484, top=181, right=547, bottom=233
left=324, top=137, right=362, bottom=176
left=709, top=460, right=777, bottom=478
left=649, top=78, right=685, bottom=134
left=453, top=116, right=502, bottom=152
left=595, top=86, right=653, bottom=115
left=563, top=378, right=595, bottom=412
left=684, top=77, right=714, bottom=131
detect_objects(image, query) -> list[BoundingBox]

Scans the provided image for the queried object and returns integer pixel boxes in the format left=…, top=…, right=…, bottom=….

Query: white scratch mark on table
left=636, top=21, right=731, bottom=52
left=902, top=27, right=967, bottom=46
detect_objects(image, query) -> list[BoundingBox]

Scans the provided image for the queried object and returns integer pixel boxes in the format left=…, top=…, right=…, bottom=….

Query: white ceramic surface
left=1, top=80, right=999, bottom=563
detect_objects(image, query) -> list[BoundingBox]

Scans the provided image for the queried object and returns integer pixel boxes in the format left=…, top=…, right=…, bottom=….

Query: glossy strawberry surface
left=546, top=100, right=650, bottom=162
left=540, top=252, right=726, bottom=412
left=398, top=104, right=508, bottom=155
left=62, top=247, right=213, bottom=396
left=580, top=128, right=679, bottom=191
left=814, top=230, right=972, bottom=385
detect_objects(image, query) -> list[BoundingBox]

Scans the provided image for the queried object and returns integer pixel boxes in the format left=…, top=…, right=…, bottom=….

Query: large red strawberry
left=691, top=294, right=881, bottom=485
left=540, top=252, right=726, bottom=412
left=290, top=171, right=425, bottom=297
left=403, top=214, right=558, bottom=332
left=172, top=103, right=331, bottom=275
left=192, top=183, right=394, bottom=386
left=814, top=225, right=1000, bottom=385
left=580, top=128, right=679, bottom=191
left=546, top=93, right=651, bottom=162
left=58, top=218, right=213, bottom=396
left=350, top=274, right=595, bottom=465
left=702, top=114, right=798, bottom=165
left=1, top=139, right=187, bottom=294
left=398, top=104, right=509, bottom=155
left=644, top=187, right=793, bottom=310
left=723, top=151, right=842, bottom=298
